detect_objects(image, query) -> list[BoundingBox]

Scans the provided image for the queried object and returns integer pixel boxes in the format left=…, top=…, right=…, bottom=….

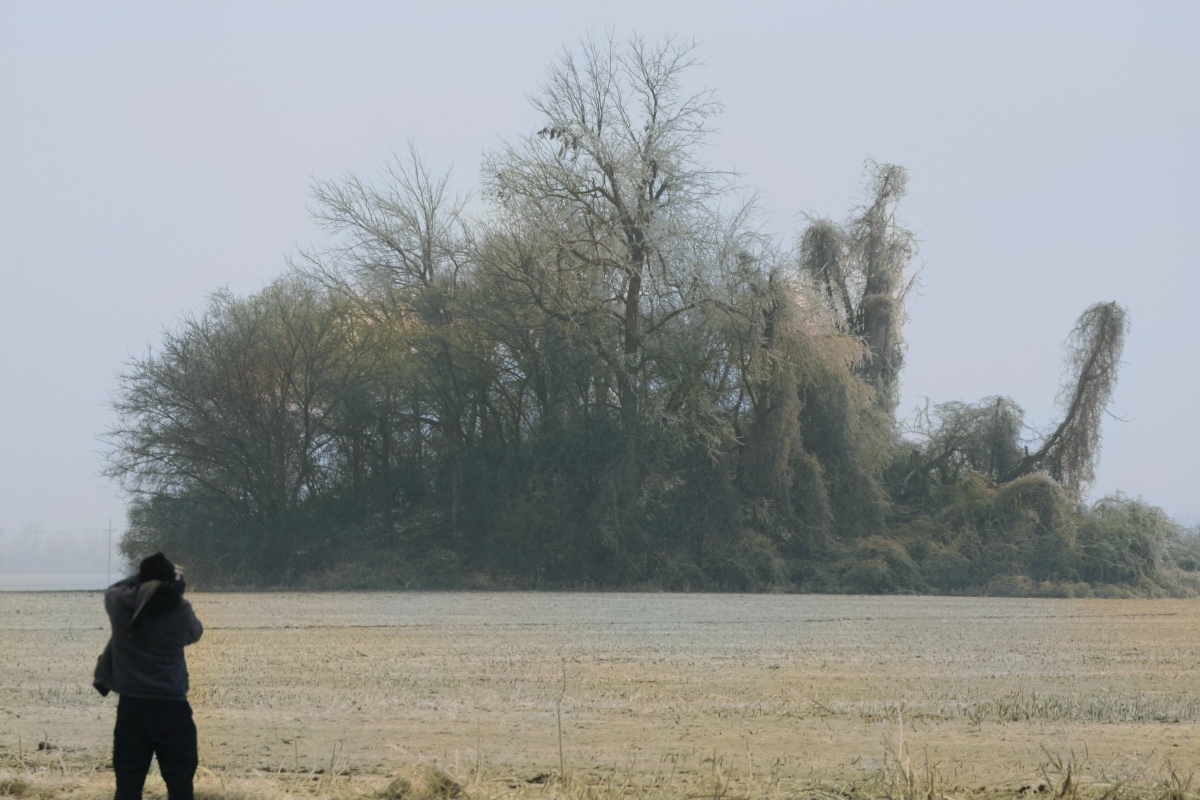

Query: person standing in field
left=94, top=552, right=204, bottom=800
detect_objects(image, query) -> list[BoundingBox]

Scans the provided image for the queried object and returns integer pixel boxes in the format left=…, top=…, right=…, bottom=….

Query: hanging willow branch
left=1006, top=301, right=1129, bottom=497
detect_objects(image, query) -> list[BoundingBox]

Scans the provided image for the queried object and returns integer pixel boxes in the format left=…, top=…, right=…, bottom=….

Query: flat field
left=1, top=593, right=1196, bottom=798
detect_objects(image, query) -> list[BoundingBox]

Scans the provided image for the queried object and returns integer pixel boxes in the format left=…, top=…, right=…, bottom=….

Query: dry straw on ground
left=1, top=593, right=1196, bottom=799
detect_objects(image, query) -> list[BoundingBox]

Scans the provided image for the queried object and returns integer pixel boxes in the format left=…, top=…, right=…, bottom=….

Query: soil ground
left=1, top=593, right=1196, bottom=796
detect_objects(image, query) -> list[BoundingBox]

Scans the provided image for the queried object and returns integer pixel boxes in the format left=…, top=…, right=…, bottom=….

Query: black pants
left=113, top=696, right=197, bottom=800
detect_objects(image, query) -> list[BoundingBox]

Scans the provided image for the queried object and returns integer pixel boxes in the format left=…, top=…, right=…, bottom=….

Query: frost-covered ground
left=1, top=593, right=1195, bottom=793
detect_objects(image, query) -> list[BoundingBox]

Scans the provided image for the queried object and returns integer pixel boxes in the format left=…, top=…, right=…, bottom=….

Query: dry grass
left=1, top=749, right=1195, bottom=800
left=1, top=593, right=1196, bottom=799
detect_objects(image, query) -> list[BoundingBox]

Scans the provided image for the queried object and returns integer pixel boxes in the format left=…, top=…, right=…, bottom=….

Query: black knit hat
left=138, top=552, right=176, bottom=583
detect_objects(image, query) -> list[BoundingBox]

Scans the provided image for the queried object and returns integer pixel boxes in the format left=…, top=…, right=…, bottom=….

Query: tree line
left=106, top=36, right=1199, bottom=594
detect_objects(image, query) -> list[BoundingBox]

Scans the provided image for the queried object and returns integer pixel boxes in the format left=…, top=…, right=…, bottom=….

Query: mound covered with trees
left=105, top=36, right=1198, bottom=594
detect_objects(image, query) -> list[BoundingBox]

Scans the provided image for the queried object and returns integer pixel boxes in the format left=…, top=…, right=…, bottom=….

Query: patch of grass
left=379, top=767, right=463, bottom=800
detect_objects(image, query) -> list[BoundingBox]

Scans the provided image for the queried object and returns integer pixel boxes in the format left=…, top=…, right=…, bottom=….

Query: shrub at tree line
left=106, top=36, right=1198, bottom=593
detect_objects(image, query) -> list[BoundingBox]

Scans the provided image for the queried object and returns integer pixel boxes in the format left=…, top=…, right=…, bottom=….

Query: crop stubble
left=1, top=593, right=1195, bottom=789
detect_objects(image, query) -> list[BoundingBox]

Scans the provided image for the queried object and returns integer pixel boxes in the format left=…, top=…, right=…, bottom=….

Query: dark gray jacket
left=94, top=577, right=203, bottom=700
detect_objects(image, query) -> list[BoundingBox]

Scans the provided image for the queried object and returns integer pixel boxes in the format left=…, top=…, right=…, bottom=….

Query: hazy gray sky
left=2, top=1, right=1197, bottom=547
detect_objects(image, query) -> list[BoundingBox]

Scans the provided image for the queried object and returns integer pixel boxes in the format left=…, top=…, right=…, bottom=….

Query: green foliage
left=834, top=535, right=919, bottom=593
left=1167, top=525, right=1200, bottom=571
left=993, top=473, right=1078, bottom=581
left=1076, top=494, right=1176, bottom=584
left=794, top=343, right=892, bottom=539
left=895, top=396, right=1025, bottom=505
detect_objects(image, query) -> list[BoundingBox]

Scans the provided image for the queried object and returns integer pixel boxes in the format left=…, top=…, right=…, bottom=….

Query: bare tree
left=105, top=277, right=366, bottom=573
left=482, top=33, right=736, bottom=506
left=302, top=142, right=472, bottom=324
left=901, top=396, right=1026, bottom=500
left=300, top=146, right=499, bottom=532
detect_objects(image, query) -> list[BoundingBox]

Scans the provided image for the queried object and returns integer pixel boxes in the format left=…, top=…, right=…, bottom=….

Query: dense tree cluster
left=107, top=36, right=1196, bottom=594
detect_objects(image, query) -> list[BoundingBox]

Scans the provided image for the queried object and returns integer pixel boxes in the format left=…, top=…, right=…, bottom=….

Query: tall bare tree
left=482, top=33, right=734, bottom=506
